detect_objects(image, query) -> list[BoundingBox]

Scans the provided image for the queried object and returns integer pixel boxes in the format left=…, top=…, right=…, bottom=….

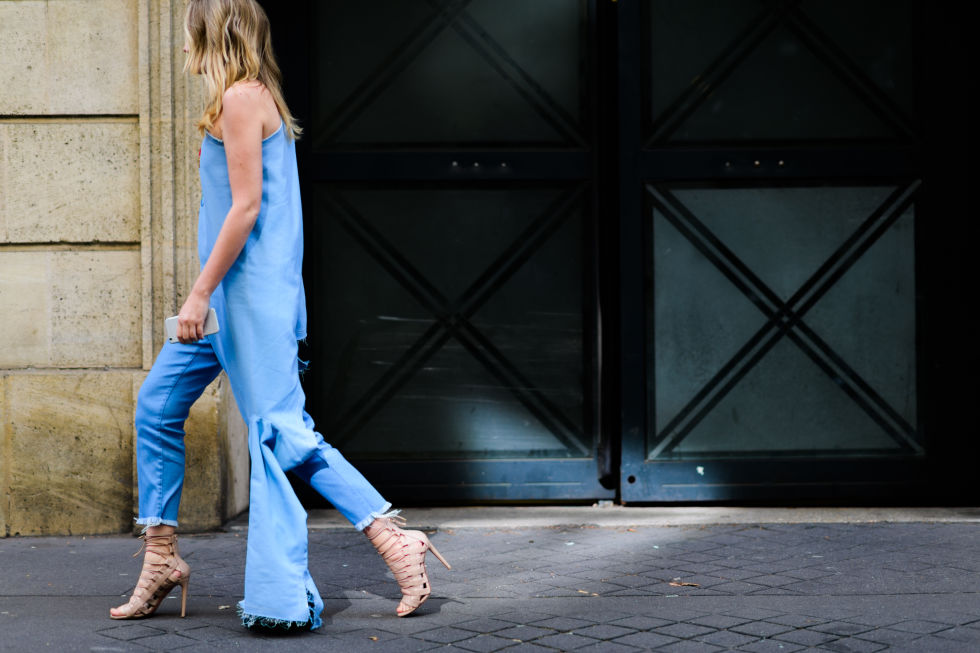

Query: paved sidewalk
left=2, top=508, right=979, bottom=652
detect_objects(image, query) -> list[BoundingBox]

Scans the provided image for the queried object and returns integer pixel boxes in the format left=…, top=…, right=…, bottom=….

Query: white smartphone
left=165, top=307, right=219, bottom=343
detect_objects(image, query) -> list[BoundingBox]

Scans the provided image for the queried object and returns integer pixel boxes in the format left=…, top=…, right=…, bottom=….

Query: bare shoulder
left=223, top=81, right=267, bottom=113
left=222, top=81, right=279, bottom=137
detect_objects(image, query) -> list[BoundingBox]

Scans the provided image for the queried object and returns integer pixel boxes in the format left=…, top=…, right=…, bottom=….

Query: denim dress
left=199, top=123, right=325, bottom=629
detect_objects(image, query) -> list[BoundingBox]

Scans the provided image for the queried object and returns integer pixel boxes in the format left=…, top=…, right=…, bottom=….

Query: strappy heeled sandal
left=110, top=533, right=191, bottom=619
left=365, top=513, right=451, bottom=617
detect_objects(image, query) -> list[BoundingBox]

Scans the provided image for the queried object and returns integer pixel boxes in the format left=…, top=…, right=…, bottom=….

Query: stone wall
left=0, top=0, right=248, bottom=536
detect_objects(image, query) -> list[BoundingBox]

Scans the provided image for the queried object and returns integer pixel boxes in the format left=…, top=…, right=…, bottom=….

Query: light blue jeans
left=134, top=338, right=390, bottom=531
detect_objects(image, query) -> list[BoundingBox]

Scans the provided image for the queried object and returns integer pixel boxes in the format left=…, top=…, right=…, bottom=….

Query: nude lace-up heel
left=365, top=513, right=451, bottom=617
left=110, top=533, right=191, bottom=619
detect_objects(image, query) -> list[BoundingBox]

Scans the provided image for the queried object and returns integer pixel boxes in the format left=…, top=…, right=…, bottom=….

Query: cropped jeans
left=134, top=338, right=390, bottom=532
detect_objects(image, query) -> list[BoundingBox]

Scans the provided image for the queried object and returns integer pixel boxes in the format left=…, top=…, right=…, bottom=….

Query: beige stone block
left=0, top=2, right=48, bottom=114
left=0, top=253, right=50, bottom=367
left=4, top=371, right=135, bottom=535
left=50, top=250, right=142, bottom=367
left=1, top=122, right=140, bottom=243
left=0, top=250, right=141, bottom=368
left=0, top=1, right=138, bottom=115
left=46, top=0, right=139, bottom=114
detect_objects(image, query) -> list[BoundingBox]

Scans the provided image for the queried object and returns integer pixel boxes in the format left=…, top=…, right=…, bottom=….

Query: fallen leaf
left=669, top=581, right=700, bottom=587
left=369, top=636, right=379, bottom=641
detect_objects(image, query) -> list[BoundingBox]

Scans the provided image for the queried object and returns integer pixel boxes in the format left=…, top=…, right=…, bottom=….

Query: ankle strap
left=132, top=533, right=178, bottom=558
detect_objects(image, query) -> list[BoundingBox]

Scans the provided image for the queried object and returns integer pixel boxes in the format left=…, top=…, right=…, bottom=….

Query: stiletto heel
left=110, top=533, right=191, bottom=620
left=426, top=542, right=451, bottom=570
left=365, top=513, right=452, bottom=617
left=179, top=576, right=189, bottom=618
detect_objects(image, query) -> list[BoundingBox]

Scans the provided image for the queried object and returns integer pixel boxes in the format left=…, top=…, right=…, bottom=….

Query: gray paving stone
left=888, top=619, right=953, bottom=634
left=572, top=624, right=636, bottom=641
left=774, top=627, right=840, bottom=646
left=534, top=632, right=598, bottom=650
left=887, top=634, right=980, bottom=653
left=818, top=638, right=888, bottom=653
left=415, top=626, right=478, bottom=644
left=656, top=640, right=725, bottom=652
left=499, top=644, right=556, bottom=652
left=764, top=613, right=827, bottom=627
left=571, top=641, right=643, bottom=652
left=809, top=621, right=874, bottom=636
left=610, top=631, right=679, bottom=649
left=528, top=616, right=596, bottom=632
left=494, top=626, right=554, bottom=641
left=736, top=640, right=807, bottom=652
left=130, top=632, right=200, bottom=649
left=686, top=614, right=751, bottom=629
left=457, top=618, right=517, bottom=634
left=373, top=637, right=443, bottom=652
left=935, top=626, right=980, bottom=644
left=454, top=634, right=523, bottom=652
left=696, top=629, right=759, bottom=648
left=730, top=621, right=796, bottom=637
left=653, top=622, right=715, bottom=639
left=747, top=574, right=802, bottom=587
left=97, top=624, right=169, bottom=641
left=607, top=616, right=675, bottom=630
left=854, top=628, right=924, bottom=646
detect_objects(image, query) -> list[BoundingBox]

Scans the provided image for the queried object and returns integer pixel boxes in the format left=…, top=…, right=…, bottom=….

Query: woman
left=109, top=0, right=449, bottom=629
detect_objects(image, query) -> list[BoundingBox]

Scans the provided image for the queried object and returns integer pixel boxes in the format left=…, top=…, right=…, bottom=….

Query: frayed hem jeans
left=135, top=338, right=389, bottom=531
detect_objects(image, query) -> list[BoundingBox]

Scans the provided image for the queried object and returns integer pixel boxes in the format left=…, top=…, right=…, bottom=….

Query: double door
left=264, top=0, right=967, bottom=503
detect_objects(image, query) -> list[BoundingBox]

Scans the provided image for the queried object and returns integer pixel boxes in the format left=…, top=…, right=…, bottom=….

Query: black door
left=617, top=0, right=973, bottom=502
left=267, top=0, right=615, bottom=501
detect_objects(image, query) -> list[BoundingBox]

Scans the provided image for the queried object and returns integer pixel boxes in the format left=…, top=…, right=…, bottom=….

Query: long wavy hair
left=183, top=0, right=300, bottom=139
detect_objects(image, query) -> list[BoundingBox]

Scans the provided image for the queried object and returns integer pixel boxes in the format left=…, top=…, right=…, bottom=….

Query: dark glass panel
left=312, top=0, right=588, bottom=149
left=805, top=207, right=917, bottom=428
left=800, top=0, right=917, bottom=118
left=647, top=0, right=916, bottom=144
left=673, top=337, right=902, bottom=456
left=648, top=185, right=917, bottom=459
left=676, top=186, right=894, bottom=300
left=651, top=204, right=768, bottom=437
left=308, top=184, right=589, bottom=460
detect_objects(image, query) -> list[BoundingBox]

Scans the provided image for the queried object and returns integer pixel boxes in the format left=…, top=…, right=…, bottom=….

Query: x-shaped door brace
left=648, top=0, right=914, bottom=145
left=647, top=180, right=922, bottom=458
left=318, top=0, right=586, bottom=147
left=323, top=185, right=591, bottom=456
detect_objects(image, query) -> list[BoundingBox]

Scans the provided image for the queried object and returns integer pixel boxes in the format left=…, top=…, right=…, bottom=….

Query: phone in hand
left=165, top=307, right=219, bottom=343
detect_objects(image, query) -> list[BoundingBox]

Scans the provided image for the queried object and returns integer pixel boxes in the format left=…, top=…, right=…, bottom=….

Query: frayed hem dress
left=132, top=121, right=390, bottom=630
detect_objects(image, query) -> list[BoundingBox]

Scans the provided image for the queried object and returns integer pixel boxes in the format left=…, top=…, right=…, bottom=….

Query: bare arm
left=176, top=85, right=265, bottom=343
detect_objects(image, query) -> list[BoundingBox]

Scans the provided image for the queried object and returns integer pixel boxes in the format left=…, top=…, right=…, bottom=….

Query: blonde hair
left=183, top=0, right=300, bottom=139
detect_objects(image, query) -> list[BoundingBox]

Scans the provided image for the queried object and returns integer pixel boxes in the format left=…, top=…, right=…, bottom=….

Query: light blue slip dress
left=199, top=122, right=322, bottom=628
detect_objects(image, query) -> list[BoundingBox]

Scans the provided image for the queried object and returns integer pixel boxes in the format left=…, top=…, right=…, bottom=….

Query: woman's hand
left=176, top=289, right=211, bottom=343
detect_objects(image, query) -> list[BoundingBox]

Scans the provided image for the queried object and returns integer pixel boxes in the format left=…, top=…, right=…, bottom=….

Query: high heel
left=365, top=513, right=451, bottom=617
left=110, top=533, right=191, bottom=619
